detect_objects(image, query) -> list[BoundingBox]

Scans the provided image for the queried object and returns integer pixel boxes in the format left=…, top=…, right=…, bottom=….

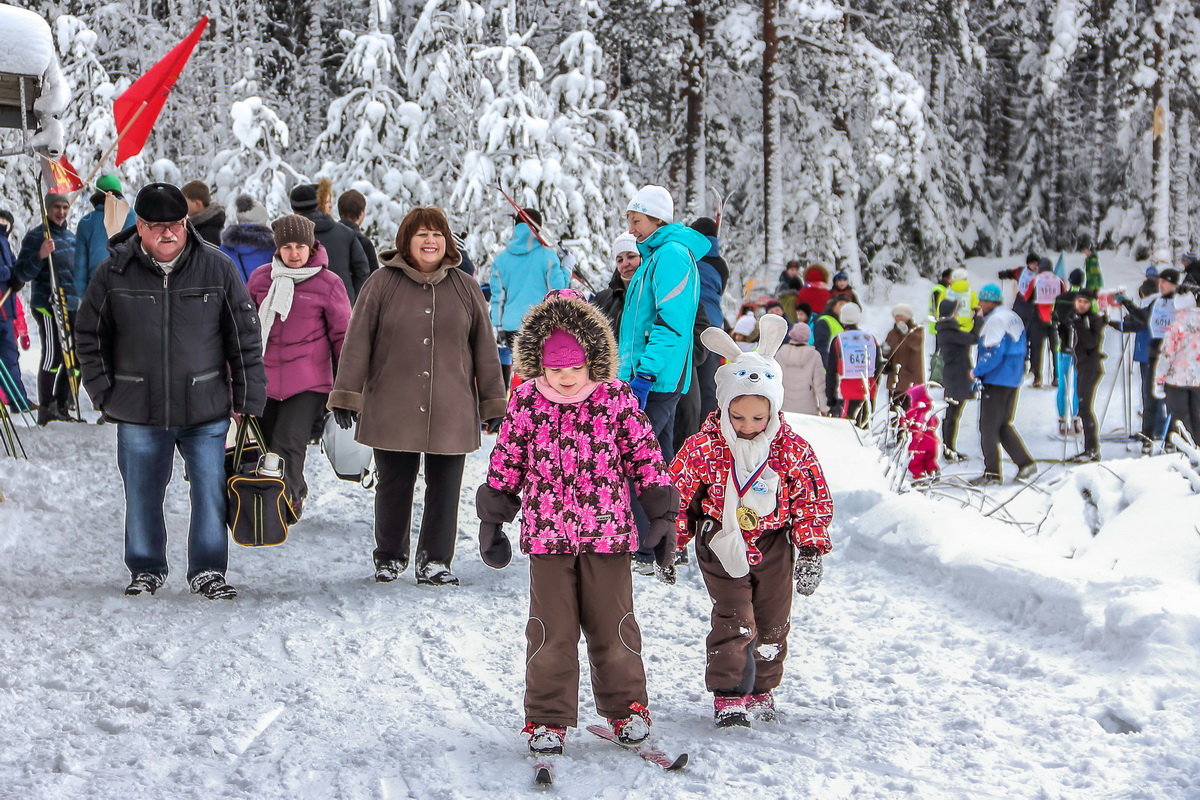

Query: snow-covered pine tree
left=312, top=0, right=424, bottom=240
left=211, top=97, right=303, bottom=215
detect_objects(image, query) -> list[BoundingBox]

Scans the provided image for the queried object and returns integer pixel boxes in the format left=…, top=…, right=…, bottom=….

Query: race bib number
left=1150, top=298, right=1176, bottom=339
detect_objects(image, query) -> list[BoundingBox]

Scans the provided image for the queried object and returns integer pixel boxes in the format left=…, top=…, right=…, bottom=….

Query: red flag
left=113, top=17, right=208, bottom=165
left=41, top=154, right=84, bottom=193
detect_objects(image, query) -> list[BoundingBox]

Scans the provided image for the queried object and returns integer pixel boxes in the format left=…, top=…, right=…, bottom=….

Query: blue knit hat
left=978, top=283, right=1003, bottom=303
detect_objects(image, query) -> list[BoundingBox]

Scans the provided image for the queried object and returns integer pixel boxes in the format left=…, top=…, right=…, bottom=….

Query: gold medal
left=736, top=505, right=760, bottom=531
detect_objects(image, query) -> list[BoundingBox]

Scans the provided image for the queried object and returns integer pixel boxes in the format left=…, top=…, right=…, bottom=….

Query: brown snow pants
left=697, top=528, right=795, bottom=695
left=525, top=553, right=648, bottom=727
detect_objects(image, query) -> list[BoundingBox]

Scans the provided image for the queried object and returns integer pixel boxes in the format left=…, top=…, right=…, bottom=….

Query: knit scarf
left=533, top=375, right=599, bottom=404
left=258, top=258, right=323, bottom=348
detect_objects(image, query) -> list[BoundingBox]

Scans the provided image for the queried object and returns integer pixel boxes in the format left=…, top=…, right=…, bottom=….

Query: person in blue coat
left=971, top=284, right=1035, bottom=485
left=12, top=193, right=78, bottom=424
left=75, top=174, right=136, bottom=296
left=0, top=208, right=30, bottom=409
left=489, top=208, right=569, bottom=344
left=688, top=216, right=729, bottom=419
left=219, top=194, right=277, bottom=282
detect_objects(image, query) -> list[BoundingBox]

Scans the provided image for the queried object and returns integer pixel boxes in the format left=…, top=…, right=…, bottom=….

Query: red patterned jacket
left=669, top=413, right=834, bottom=563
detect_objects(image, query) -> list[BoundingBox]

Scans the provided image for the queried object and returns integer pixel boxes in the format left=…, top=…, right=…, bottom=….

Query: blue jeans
left=117, top=417, right=230, bottom=582
left=634, top=390, right=682, bottom=560
left=0, top=318, right=29, bottom=409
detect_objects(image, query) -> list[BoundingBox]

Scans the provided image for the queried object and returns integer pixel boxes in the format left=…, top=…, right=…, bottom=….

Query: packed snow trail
left=0, top=415, right=1197, bottom=799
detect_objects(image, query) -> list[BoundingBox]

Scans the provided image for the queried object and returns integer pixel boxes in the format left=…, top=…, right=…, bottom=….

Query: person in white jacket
left=777, top=322, right=828, bottom=415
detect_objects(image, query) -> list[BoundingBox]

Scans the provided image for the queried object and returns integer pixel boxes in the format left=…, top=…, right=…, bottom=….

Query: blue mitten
left=629, top=373, right=655, bottom=409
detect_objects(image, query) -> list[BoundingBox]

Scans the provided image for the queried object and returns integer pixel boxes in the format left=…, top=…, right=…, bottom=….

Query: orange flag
left=113, top=17, right=208, bottom=165
left=41, top=154, right=84, bottom=193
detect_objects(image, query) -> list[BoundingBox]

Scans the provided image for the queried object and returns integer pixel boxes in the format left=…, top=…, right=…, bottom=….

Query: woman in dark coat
left=935, top=298, right=978, bottom=460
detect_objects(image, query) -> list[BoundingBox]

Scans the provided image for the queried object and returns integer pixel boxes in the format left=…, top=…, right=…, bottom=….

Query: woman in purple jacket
left=247, top=214, right=352, bottom=517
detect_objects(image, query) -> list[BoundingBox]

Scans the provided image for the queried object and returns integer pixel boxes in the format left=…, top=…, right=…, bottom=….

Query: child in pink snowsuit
left=902, top=384, right=939, bottom=479
left=476, top=289, right=679, bottom=758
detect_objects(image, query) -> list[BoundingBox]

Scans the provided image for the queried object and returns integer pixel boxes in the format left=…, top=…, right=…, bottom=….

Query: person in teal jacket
left=75, top=174, right=136, bottom=295
left=489, top=209, right=569, bottom=343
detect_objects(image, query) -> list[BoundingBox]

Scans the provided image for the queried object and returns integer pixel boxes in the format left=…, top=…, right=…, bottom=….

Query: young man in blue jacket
left=971, top=284, right=1036, bottom=486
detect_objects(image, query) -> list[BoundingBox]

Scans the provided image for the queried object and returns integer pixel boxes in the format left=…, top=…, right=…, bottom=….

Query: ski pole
left=0, top=361, right=35, bottom=428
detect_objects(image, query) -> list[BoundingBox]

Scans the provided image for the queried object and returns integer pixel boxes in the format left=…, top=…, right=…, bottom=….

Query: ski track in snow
left=1, top=417, right=1197, bottom=800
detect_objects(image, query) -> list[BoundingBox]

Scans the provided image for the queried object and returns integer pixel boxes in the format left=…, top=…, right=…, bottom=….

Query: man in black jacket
left=291, top=184, right=369, bottom=303
left=76, top=183, right=266, bottom=600
left=336, top=189, right=379, bottom=276
left=1059, top=289, right=1105, bottom=462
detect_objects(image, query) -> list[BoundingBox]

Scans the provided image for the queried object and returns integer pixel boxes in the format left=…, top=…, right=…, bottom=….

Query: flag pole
left=70, top=101, right=149, bottom=196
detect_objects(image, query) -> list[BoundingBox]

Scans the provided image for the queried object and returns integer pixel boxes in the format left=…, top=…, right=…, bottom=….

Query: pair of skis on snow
left=533, top=725, right=688, bottom=788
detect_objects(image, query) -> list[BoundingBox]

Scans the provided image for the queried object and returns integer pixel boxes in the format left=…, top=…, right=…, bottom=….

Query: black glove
left=482, top=417, right=502, bottom=434
left=6, top=276, right=22, bottom=293
left=332, top=408, right=358, bottom=430
left=638, top=485, right=681, bottom=585
left=478, top=521, right=513, bottom=569
left=794, top=546, right=823, bottom=596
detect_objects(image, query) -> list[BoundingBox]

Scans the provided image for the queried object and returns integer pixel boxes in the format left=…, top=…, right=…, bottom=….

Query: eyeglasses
left=140, top=219, right=186, bottom=234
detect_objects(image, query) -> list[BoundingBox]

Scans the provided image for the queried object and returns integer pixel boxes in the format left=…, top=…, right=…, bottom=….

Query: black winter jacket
left=935, top=299, right=978, bottom=402
left=339, top=217, right=379, bottom=277
left=1059, top=310, right=1105, bottom=375
left=301, top=211, right=369, bottom=303
left=76, top=225, right=266, bottom=427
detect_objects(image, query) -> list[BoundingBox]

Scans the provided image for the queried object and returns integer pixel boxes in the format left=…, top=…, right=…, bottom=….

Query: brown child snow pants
left=525, top=553, right=648, bottom=727
left=697, top=528, right=795, bottom=695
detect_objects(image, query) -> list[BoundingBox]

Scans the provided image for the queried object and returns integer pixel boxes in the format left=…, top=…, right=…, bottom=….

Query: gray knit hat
left=235, top=194, right=270, bottom=226
left=271, top=214, right=316, bottom=248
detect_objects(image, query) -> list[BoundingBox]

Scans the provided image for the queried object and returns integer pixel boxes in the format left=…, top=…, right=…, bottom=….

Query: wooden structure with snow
left=0, top=3, right=68, bottom=155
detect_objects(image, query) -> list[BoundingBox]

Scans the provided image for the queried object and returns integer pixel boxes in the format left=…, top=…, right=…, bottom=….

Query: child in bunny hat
left=477, top=288, right=680, bottom=757
left=669, top=314, right=834, bottom=728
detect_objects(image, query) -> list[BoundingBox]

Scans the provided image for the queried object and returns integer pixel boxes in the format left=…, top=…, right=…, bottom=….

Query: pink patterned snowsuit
left=902, top=384, right=940, bottom=479
left=486, top=379, right=671, bottom=554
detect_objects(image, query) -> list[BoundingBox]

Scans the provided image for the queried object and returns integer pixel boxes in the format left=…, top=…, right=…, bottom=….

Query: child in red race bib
left=670, top=314, right=834, bottom=729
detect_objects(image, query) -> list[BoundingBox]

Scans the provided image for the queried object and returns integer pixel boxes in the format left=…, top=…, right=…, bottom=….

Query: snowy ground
left=2, top=251, right=1199, bottom=798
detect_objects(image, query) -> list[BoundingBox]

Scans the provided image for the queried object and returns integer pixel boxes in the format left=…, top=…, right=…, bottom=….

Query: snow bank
left=793, top=413, right=1200, bottom=731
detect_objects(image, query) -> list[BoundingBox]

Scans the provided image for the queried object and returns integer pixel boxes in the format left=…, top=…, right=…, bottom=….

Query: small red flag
left=41, top=154, right=84, bottom=193
left=113, top=17, right=208, bottom=165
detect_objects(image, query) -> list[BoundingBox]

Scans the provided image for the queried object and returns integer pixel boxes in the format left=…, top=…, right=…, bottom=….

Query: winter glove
left=639, top=484, right=681, bottom=585
left=482, top=417, right=503, bottom=434
left=332, top=408, right=358, bottom=430
left=19, top=334, right=30, bottom=351
left=477, top=522, right=513, bottom=569
left=629, top=373, right=655, bottom=409
left=476, top=483, right=522, bottom=569
left=794, top=546, right=823, bottom=596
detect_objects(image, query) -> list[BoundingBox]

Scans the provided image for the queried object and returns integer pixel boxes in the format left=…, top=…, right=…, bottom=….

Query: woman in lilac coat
left=247, top=214, right=352, bottom=516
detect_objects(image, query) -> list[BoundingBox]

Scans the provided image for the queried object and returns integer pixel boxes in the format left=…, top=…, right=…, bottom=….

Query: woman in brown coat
left=881, top=303, right=925, bottom=411
left=329, top=207, right=506, bottom=586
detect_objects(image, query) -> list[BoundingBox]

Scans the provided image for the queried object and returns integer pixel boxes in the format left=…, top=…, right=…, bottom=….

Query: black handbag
left=226, top=416, right=294, bottom=547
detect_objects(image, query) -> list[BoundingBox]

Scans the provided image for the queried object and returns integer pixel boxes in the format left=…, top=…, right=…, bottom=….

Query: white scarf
left=710, top=422, right=781, bottom=580
left=258, top=258, right=323, bottom=349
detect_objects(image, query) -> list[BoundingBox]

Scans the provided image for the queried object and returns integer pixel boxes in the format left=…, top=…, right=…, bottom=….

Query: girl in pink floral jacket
left=476, top=289, right=678, bottom=758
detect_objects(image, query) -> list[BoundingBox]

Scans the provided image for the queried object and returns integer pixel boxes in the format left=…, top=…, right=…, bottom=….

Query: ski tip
left=533, top=765, right=554, bottom=788
left=666, top=752, right=689, bottom=772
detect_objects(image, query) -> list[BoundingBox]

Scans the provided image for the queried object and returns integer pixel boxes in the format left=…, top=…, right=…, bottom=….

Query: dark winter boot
left=714, top=695, right=750, bottom=728
left=746, top=692, right=777, bottom=722
left=374, top=557, right=406, bottom=583
left=607, top=702, right=652, bottom=745
left=968, top=473, right=1002, bottom=487
left=189, top=571, right=237, bottom=600
left=524, top=723, right=567, bottom=755
left=124, top=572, right=163, bottom=596
left=1015, top=463, right=1038, bottom=481
left=416, top=560, right=460, bottom=586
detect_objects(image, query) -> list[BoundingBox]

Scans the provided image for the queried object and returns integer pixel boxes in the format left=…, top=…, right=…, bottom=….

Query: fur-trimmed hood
left=220, top=222, right=275, bottom=252
left=513, top=292, right=617, bottom=382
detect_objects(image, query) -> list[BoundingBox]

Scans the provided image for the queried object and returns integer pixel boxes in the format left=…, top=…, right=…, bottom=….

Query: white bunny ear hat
left=701, top=313, right=789, bottom=446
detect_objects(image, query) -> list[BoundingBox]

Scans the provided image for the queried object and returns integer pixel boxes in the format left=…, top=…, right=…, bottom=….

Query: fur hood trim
left=513, top=295, right=617, bottom=382
left=220, top=222, right=276, bottom=251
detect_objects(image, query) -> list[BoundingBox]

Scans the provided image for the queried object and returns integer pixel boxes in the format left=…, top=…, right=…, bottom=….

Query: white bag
left=321, top=414, right=375, bottom=487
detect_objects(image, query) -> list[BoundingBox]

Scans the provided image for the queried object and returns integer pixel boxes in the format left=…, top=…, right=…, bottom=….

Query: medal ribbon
left=732, top=459, right=771, bottom=500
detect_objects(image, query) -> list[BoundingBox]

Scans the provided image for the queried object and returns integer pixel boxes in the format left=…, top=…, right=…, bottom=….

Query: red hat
left=542, top=328, right=586, bottom=368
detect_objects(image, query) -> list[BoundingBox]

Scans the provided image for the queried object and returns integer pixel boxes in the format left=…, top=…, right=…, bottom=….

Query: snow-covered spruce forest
left=2, top=0, right=1199, bottom=292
